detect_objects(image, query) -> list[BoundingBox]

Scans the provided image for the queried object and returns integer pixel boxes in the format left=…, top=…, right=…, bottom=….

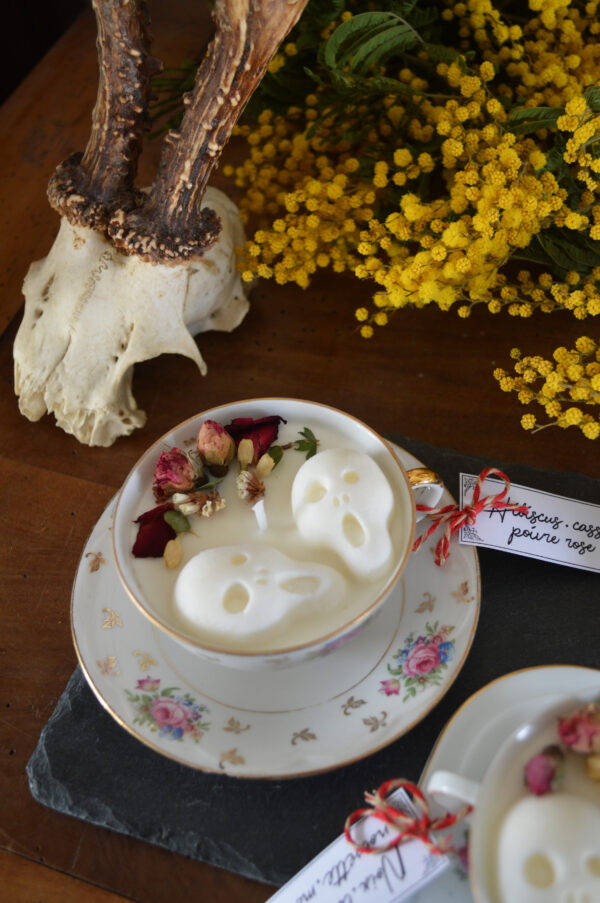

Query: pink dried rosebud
left=225, top=415, right=286, bottom=465
left=132, top=503, right=176, bottom=558
left=558, top=701, right=600, bottom=754
left=196, top=420, right=235, bottom=475
left=153, top=448, right=196, bottom=502
left=524, top=744, right=565, bottom=796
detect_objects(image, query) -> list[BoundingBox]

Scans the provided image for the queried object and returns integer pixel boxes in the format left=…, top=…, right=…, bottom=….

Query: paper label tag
left=266, top=788, right=449, bottom=903
left=458, top=473, right=600, bottom=573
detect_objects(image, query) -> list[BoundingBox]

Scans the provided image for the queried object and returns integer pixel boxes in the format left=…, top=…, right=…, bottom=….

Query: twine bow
left=344, top=778, right=472, bottom=856
left=412, top=467, right=529, bottom=567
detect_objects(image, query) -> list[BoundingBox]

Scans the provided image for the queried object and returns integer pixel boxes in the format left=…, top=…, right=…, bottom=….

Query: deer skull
left=14, top=187, right=249, bottom=447
left=13, top=0, right=308, bottom=445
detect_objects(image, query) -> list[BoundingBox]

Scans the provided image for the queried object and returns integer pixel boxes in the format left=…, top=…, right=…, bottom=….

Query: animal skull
left=14, top=187, right=249, bottom=447
left=291, top=448, right=396, bottom=581
left=14, top=0, right=308, bottom=445
left=496, top=793, right=600, bottom=903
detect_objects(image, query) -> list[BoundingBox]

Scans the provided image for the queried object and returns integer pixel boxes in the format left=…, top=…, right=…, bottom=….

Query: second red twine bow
left=412, top=467, right=529, bottom=567
left=344, top=778, right=472, bottom=856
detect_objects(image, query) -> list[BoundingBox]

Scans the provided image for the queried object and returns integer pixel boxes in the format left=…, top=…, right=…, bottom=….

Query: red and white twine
left=344, top=778, right=472, bottom=856
left=412, top=466, right=529, bottom=567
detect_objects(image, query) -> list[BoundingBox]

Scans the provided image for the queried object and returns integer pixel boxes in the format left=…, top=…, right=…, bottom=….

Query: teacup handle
left=406, top=467, right=444, bottom=523
left=426, top=769, right=480, bottom=809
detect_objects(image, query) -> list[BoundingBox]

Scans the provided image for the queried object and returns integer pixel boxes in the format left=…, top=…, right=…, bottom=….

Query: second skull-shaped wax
left=291, top=448, right=396, bottom=581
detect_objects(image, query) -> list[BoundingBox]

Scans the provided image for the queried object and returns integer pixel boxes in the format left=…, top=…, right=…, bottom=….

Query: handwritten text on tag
left=266, top=788, right=449, bottom=903
left=459, top=474, right=600, bottom=573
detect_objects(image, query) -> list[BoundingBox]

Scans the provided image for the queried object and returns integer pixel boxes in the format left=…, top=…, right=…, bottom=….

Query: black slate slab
left=27, top=435, right=600, bottom=887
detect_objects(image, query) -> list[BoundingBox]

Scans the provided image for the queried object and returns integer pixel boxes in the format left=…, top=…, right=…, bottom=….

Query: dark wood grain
left=1, top=2, right=598, bottom=901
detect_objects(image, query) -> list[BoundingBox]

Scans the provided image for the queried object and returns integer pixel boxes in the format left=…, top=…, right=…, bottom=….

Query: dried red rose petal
left=153, top=447, right=196, bottom=502
left=132, top=503, right=176, bottom=558
left=524, top=744, right=564, bottom=796
left=225, top=415, right=286, bottom=465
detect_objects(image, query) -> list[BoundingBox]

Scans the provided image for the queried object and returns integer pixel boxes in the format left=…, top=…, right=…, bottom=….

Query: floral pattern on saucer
left=381, top=622, right=456, bottom=702
left=125, top=677, right=211, bottom=743
left=71, top=445, right=480, bottom=777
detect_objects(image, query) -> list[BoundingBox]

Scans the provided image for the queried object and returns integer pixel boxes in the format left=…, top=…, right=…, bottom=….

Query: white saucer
left=412, top=664, right=600, bottom=902
left=71, top=447, right=480, bottom=778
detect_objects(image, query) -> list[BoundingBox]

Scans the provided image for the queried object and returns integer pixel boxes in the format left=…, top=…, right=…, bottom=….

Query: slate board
left=27, top=435, right=600, bottom=887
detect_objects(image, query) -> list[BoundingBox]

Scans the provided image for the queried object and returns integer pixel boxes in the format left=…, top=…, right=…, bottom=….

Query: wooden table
left=1, top=4, right=597, bottom=901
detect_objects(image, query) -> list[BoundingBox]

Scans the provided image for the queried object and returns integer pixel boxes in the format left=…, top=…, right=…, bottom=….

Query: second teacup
left=426, top=691, right=600, bottom=903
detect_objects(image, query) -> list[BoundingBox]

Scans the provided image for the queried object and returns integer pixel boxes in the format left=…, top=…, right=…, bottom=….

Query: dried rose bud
left=132, top=503, right=176, bottom=558
left=256, top=444, right=283, bottom=480
left=256, top=453, right=275, bottom=480
left=586, top=754, right=600, bottom=783
left=225, top=415, right=286, bottom=465
left=164, top=536, right=182, bottom=569
left=196, top=420, right=235, bottom=475
left=558, top=701, right=600, bottom=754
left=237, top=438, right=254, bottom=470
left=236, top=470, right=265, bottom=504
left=524, top=744, right=565, bottom=796
left=153, top=447, right=196, bottom=501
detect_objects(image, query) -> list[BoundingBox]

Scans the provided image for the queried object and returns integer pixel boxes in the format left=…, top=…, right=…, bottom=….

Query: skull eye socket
left=523, top=853, right=555, bottom=888
left=223, top=582, right=250, bottom=613
left=230, top=553, right=248, bottom=566
left=343, top=470, right=360, bottom=483
left=305, top=481, right=327, bottom=503
left=586, top=854, right=600, bottom=877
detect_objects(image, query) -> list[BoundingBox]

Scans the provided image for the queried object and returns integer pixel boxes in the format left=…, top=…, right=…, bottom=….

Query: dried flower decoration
left=225, top=415, right=286, bottom=465
left=524, top=745, right=565, bottom=796
left=153, top=447, right=198, bottom=502
left=558, top=701, right=600, bottom=755
left=237, top=438, right=254, bottom=470
left=132, top=503, right=176, bottom=558
left=196, top=420, right=236, bottom=476
left=164, top=536, right=182, bottom=569
left=523, top=698, right=600, bottom=795
left=236, top=470, right=265, bottom=505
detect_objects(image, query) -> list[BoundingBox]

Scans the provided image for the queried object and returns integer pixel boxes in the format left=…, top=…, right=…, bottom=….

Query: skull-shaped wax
left=496, top=793, right=600, bottom=903
left=174, top=544, right=347, bottom=644
left=291, top=448, right=395, bottom=581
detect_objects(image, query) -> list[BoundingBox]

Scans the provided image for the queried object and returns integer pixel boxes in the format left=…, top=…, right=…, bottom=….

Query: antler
left=108, top=0, right=308, bottom=263
left=47, top=0, right=160, bottom=229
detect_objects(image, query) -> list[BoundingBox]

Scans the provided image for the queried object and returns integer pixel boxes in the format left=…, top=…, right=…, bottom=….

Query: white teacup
left=112, top=398, right=443, bottom=670
left=426, top=692, right=600, bottom=903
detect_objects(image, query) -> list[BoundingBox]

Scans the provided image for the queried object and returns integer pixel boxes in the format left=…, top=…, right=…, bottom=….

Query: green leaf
left=267, top=445, right=284, bottom=466
left=349, top=23, right=421, bottom=74
left=421, top=42, right=463, bottom=66
left=323, top=12, right=399, bottom=70
left=507, top=106, right=560, bottom=135
left=584, top=86, right=600, bottom=113
left=164, top=510, right=191, bottom=533
left=293, top=426, right=319, bottom=459
left=536, top=231, right=600, bottom=273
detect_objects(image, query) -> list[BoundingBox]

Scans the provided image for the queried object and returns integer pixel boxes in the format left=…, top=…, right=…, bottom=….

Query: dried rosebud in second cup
left=524, top=744, right=565, bottom=795
left=558, top=701, right=600, bottom=754
left=196, top=420, right=235, bottom=476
